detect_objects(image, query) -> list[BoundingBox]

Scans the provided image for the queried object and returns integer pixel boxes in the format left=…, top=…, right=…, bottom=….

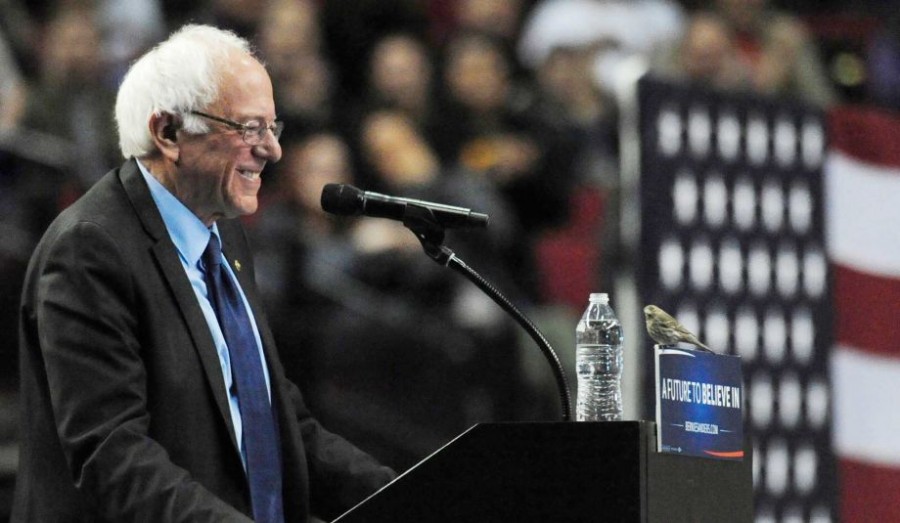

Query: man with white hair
left=13, top=24, right=394, bottom=522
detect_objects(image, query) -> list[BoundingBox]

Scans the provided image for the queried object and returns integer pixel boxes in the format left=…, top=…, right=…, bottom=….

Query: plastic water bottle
left=576, top=293, right=624, bottom=421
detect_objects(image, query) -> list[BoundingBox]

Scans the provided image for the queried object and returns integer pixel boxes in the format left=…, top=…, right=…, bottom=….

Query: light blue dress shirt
left=137, top=159, right=271, bottom=468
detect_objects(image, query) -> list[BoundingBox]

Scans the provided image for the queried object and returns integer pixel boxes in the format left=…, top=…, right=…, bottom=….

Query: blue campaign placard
left=655, top=347, right=744, bottom=461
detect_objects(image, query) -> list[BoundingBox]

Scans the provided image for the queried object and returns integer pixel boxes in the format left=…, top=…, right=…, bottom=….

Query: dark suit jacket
left=13, top=160, right=395, bottom=522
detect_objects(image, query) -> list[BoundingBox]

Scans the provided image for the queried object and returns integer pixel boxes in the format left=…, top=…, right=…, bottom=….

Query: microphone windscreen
left=320, top=183, right=363, bottom=216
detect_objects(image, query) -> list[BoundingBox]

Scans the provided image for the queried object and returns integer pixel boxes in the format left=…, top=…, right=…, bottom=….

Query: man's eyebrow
left=235, top=114, right=280, bottom=124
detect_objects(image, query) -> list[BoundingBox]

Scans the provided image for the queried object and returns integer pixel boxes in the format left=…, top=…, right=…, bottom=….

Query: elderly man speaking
left=13, top=24, right=394, bottom=522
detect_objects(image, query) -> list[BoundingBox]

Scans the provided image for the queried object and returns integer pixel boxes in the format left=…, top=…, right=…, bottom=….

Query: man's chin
left=238, top=203, right=259, bottom=217
left=226, top=198, right=259, bottom=220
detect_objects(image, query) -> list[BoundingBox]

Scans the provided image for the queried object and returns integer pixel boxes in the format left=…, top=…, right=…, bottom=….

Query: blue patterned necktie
left=203, top=233, right=284, bottom=523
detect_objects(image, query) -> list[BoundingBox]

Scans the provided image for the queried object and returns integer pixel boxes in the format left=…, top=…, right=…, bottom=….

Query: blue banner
left=655, top=347, right=744, bottom=460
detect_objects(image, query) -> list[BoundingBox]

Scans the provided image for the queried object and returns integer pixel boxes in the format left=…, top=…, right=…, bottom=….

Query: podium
left=334, top=421, right=752, bottom=522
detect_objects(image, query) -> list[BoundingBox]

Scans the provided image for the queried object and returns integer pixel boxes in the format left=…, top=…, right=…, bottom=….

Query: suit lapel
left=119, top=160, right=240, bottom=453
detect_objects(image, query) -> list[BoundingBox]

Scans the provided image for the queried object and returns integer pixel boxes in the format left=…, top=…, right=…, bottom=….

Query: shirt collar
left=136, top=158, right=218, bottom=268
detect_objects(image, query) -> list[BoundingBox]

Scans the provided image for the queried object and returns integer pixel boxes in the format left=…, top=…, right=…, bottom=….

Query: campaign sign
left=655, top=346, right=744, bottom=461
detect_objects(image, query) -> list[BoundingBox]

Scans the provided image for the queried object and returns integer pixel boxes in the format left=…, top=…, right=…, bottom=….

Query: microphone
left=320, top=184, right=489, bottom=229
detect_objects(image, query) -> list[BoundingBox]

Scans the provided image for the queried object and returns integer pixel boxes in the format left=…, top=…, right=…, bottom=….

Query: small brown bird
left=643, top=305, right=712, bottom=352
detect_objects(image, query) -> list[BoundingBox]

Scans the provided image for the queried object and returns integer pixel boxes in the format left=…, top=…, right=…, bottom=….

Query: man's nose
left=254, top=130, right=282, bottom=162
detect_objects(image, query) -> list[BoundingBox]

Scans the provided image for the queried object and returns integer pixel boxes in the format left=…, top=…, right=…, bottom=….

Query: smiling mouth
left=237, top=169, right=261, bottom=181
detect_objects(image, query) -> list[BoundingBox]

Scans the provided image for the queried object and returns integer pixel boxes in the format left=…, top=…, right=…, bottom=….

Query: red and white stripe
left=827, top=106, right=900, bottom=522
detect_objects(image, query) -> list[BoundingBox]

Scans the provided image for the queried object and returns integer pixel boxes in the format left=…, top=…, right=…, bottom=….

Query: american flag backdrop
left=633, top=76, right=837, bottom=521
left=826, top=106, right=900, bottom=522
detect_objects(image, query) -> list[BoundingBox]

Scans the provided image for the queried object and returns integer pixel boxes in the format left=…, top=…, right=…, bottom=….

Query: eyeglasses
left=189, top=110, right=284, bottom=145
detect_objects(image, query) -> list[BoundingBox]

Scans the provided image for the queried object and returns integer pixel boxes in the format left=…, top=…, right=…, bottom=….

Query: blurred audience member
left=359, top=110, right=442, bottom=193
left=530, top=36, right=615, bottom=214
left=276, top=53, right=335, bottom=137
left=259, top=0, right=322, bottom=69
left=713, top=0, right=837, bottom=106
left=356, top=109, right=520, bottom=270
left=655, top=10, right=752, bottom=92
left=533, top=43, right=615, bottom=146
left=529, top=37, right=621, bottom=300
left=437, top=31, right=578, bottom=298
left=451, top=0, right=531, bottom=77
left=337, top=32, right=441, bottom=192
left=519, top=0, right=685, bottom=97
left=439, top=32, right=559, bottom=221
left=258, top=0, right=334, bottom=136
left=20, top=4, right=120, bottom=186
left=321, top=0, right=429, bottom=99
left=368, top=34, right=435, bottom=128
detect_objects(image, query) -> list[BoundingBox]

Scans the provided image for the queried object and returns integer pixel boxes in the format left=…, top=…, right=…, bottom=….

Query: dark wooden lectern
left=335, top=421, right=752, bottom=522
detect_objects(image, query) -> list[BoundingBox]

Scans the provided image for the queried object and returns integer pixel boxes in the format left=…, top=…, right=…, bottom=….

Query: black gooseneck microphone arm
left=401, top=204, right=573, bottom=422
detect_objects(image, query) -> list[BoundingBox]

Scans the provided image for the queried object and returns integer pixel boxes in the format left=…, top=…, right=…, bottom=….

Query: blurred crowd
left=0, top=0, right=893, bottom=471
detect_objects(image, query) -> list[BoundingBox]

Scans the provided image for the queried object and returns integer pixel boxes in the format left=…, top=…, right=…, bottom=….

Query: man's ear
left=149, top=112, right=181, bottom=162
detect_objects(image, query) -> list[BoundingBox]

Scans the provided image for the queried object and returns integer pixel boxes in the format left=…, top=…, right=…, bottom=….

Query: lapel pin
left=234, top=260, right=242, bottom=272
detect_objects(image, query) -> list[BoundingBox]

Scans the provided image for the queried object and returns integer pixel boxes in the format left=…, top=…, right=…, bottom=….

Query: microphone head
left=321, top=183, right=364, bottom=216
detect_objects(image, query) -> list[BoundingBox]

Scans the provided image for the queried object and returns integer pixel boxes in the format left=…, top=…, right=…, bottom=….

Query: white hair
left=115, top=24, right=254, bottom=159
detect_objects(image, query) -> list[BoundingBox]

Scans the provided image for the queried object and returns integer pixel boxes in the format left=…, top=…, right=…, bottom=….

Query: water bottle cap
left=589, top=292, right=609, bottom=304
